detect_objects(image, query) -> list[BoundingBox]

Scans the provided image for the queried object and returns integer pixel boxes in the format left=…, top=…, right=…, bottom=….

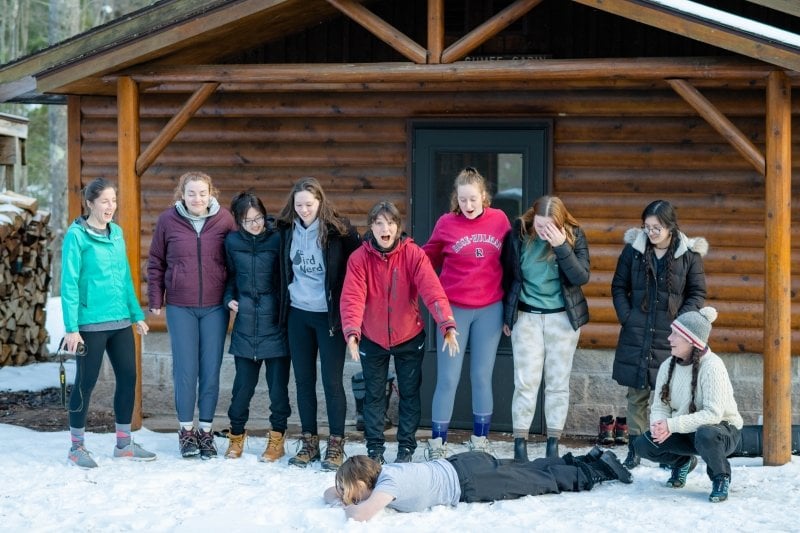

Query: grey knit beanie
left=671, top=307, right=718, bottom=349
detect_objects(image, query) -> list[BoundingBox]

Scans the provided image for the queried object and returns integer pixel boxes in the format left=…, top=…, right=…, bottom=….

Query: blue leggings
left=166, top=304, right=229, bottom=423
left=431, top=302, right=503, bottom=428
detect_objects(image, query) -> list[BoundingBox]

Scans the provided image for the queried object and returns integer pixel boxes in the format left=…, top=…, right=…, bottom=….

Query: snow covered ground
left=0, top=298, right=798, bottom=530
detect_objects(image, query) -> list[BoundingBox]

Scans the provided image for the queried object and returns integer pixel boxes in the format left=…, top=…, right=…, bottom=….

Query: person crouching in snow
left=340, top=201, right=460, bottom=465
left=634, top=306, right=743, bottom=502
left=324, top=447, right=632, bottom=521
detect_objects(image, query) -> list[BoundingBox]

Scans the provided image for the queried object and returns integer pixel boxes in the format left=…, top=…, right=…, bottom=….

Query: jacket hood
left=623, top=227, right=708, bottom=257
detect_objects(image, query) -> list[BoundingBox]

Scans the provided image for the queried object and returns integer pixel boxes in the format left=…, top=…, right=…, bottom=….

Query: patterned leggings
left=510, top=311, right=580, bottom=439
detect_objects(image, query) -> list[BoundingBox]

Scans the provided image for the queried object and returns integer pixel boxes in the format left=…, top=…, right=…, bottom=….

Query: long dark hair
left=277, top=177, right=348, bottom=247
left=640, top=200, right=680, bottom=317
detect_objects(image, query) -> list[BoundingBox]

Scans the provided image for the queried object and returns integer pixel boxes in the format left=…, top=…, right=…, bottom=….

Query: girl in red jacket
left=341, top=201, right=460, bottom=464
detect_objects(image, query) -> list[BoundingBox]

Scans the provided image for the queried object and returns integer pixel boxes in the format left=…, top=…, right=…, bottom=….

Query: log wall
left=74, top=87, right=800, bottom=353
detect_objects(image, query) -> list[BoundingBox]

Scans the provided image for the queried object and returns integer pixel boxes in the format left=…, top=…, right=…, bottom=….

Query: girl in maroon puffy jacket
left=147, top=171, right=236, bottom=459
left=340, top=201, right=460, bottom=465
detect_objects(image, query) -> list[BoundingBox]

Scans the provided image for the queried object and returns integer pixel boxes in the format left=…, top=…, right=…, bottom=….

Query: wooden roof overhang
left=0, top=0, right=794, bottom=463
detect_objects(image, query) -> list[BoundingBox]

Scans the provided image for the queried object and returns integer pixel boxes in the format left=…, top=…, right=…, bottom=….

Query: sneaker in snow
left=666, top=455, right=698, bottom=488
left=425, top=437, right=448, bottom=461
left=197, top=429, right=217, bottom=460
left=68, top=446, right=98, bottom=469
left=467, top=435, right=495, bottom=456
left=709, top=474, right=730, bottom=502
left=179, top=428, right=200, bottom=458
left=114, top=442, right=157, bottom=461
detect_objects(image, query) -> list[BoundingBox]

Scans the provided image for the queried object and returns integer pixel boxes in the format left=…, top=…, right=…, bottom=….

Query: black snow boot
left=623, top=435, right=640, bottom=469
left=575, top=449, right=633, bottom=486
left=546, top=437, right=559, bottom=459
left=514, top=437, right=529, bottom=463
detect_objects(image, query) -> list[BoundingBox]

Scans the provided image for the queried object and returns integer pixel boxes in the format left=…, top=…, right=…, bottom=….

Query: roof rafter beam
left=136, top=82, right=219, bottom=175
left=572, top=0, right=800, bottom=72
left=326, top=0, right=427, bottom=63
left=441, top=0, right=544, bottom=63
left=112, top=58, right=775, bottom=85
left=743, top=0, right=800, bottom=18
left=428, top=0, right=444, bottom=64
left=667, top=78, right=765, bottom=174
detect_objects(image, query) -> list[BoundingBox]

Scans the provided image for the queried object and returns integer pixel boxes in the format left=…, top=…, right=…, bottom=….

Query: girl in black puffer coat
left=611, top=200, right=707, bottom=468
left=222, top=192, right=290, bottom=462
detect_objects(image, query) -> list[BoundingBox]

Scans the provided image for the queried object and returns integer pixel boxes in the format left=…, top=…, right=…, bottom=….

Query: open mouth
left=380, top=235, right=392, bottom=244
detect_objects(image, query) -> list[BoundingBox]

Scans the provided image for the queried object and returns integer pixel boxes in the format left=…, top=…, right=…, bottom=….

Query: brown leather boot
left=288, top=433, right=320, bottom=467
left=320, top=435, right=345, bottom=471
left=260, top=430, right=286, bottom=463
left=225, top=431, right=246, bottom=459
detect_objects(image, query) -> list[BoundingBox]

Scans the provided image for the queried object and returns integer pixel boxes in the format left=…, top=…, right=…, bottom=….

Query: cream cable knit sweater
left=650, top=351, right=744, bottom=434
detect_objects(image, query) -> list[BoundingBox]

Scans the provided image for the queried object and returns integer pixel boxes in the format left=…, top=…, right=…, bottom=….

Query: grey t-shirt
left=373, top=460, right=461, bottom=513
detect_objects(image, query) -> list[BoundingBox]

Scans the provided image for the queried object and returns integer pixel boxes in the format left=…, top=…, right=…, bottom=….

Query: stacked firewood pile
left=0, top=191, right=52, bottom=366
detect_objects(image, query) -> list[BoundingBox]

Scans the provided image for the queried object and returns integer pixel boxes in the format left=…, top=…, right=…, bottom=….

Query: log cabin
left=0, top=0, right=797, bottom=462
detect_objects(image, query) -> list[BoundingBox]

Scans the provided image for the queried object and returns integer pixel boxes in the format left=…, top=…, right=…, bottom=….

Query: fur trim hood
left=623, top=227, right=708, bottom=258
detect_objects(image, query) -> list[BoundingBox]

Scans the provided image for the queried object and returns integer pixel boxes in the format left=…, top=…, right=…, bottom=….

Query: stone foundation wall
left=91, top=333, right=800, bottom=436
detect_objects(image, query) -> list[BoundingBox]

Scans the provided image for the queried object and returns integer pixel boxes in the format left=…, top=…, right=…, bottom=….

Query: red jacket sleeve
left=340, top=248, right=368, bottom=342
left=408, top=244, right=456, bottom=335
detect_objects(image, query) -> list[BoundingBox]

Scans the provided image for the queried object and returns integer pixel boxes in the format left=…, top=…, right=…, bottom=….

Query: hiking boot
left=666, top=455, right=698, bottom=488
left=514, top=437, right=529, bottom=463
left=614, top=417, right=629, bottom=445
left=395, top=447, right=414, bottom=463
left=321, top=435, right=346, bottom=471
left=468, top=435, right=495, bottom=456
left=709, top=474, right=730, bottom=502
left=179, top=428, right=200, bottom=458
left=113, top=442, right=157, bottom=461
left=197, top=429, right=217, bottom=460
left=368, top=448, right=385, bottom=465
left=425, top=437, right=447, bottom=461
left=225, top=431, right=246, bottom=459
left=288, top=433, right=320, bottom=467
left=623, top=438, right=640, bottom=469
left=68, top=445, right=98, bottom=469
left=546, top=437, right=559, bottom=459
left=598, top=415, right=615, bottom=445
left=260, top=430, right=286, bottom=463
left=596, top=449, right=633, bottom=483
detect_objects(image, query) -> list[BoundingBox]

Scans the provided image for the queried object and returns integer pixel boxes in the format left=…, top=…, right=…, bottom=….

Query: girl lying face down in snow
left=323, top=448, right=631, bottom=521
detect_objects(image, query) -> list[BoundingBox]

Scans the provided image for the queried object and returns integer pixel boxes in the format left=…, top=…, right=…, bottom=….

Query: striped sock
left=70, top=427, right=85, bottom=450
left=116, top=423, right=132, bottom=449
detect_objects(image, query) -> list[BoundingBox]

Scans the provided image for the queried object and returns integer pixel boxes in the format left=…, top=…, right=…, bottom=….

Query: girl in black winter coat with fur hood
left=611, top=200, right=707, bottom=469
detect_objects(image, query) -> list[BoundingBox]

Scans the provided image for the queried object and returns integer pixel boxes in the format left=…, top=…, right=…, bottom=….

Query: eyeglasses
left=642, top=225, right=664, bottom=235
left=243, top=215, right=265, bottom=227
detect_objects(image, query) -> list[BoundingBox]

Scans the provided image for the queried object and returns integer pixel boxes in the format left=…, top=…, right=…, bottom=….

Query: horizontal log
left=560, top=193, right=768, bottom=220
left=587, top=245, right=782, bottom=274
left=80, top=91, right=774, bottom=119
left=82, top=117, right=407, bottom=144
left=555, top=143, right=764, bottom=170
left=556, top=168, right=765, bottom=195
left=115, top=59, right=777, bottom=85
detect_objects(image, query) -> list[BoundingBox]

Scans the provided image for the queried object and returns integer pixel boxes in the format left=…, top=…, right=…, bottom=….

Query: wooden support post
left=427, top=0, right=444, bottom=64
left=136, top=82, right=218, bottom=175
left=441, top=0, right=543, bottom=63
left=66, top=96, right=82, bottom=223
left=763, top=70, right=792, bottom=466
left=667, top=79, right=765, bottom=175
left=117, top=76, right=144, bottom=430
left=327, top=0, right=428, bottom=63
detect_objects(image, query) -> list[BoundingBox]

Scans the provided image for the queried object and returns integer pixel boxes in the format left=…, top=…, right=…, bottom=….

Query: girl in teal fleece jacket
left=61, top=178, right=154, bottom=468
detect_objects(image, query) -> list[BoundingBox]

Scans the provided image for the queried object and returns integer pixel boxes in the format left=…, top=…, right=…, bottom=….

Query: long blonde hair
left=518, top=195, right=580, bottom=247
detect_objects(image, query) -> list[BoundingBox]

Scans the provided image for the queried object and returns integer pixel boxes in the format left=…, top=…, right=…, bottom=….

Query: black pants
left=227, top=356, right=291, bottom=435
left=635, top=422, right=741, bottom=478
left=287, top=307, right=347, bottom=436
left=69, top=327, right=136, bottom=428
left=359, top=331, right=425, bottom=454
left=448, top=451, right=591, bottom=502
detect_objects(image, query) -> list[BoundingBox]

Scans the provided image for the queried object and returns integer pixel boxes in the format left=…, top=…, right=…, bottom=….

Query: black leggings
left=68, top=327, right=137, bottom=428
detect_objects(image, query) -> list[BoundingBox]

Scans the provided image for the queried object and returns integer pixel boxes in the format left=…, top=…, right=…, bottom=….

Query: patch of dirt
left=0, top=387, right=115, bottom=432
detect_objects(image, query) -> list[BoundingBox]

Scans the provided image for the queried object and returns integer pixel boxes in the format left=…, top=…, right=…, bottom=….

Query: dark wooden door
left=411, top=121, right=551, bottom=434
